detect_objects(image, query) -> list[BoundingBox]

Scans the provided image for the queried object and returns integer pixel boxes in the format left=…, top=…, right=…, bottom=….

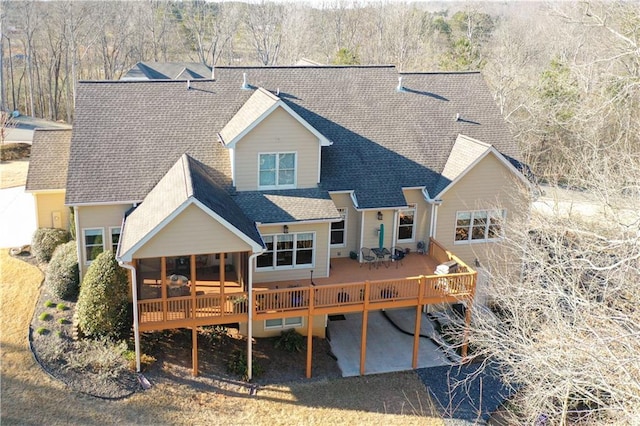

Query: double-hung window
left=83, top=228, right=105, bottom=264
left=455, top=209, right=506, bottom=243
left=257, top=232, right=315, bottom=269
left=110, top=227, right=121, bottom=253
left=330, top=208, right=347, bottom=246
left=398, top=203, right=416, bottom=242
left=259, top=152, right=296, bottom=189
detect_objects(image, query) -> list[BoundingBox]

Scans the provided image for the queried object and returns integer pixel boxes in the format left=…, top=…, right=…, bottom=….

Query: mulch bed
left=1, top=143, right=30, bottom=161
left=21, top=251, right=342, bottom=399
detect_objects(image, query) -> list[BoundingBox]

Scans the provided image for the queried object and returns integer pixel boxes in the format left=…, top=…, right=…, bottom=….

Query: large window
left=455, top=210, right=506, bottom=243
left=110, top=227, right=121, bottom=253
left=259, top=152, right=296, bottom=189
left=398, top=203, right=416, bottom=242
left=330, top=208, right=347, bottom=246
left=257, top=232, right=314, bottom=269
left=83, top=228, right=105, bottom=264
left=265, top=317, right=303, bottom=329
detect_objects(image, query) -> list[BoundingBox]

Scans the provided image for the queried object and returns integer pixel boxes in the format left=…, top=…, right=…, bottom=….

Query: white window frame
left=397, top=203, right=417, bottom=243
left=265, top=317, right=303, bottom=330
left=256, top=232, right=316, bottom=270
left=258, top=152, right=297, bottom=190
left=454, top=209, right=506, bottom=244
left=330, top=208, right=348, bottom=247
left=109, top=226, right=121, bottom=253
left=82, top=228, right=105, bottom=265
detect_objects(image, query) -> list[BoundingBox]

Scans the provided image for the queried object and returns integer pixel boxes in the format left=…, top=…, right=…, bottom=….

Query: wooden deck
left=137, top=239, right=476, bottom=332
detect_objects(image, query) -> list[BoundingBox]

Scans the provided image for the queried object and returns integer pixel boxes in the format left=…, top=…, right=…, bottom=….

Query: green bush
left=274, top=329, right=305, bottom=353
left=76, top=251, right=130, bottom=340
left=44, top=300, right=55, bottom=308
left=39, top=312, right=52, bottom=321
left=31, top=228, right=70, bottom=263
left=226, top=349, right=263, bottom=381
left=45, top=241, right=80, bottom=301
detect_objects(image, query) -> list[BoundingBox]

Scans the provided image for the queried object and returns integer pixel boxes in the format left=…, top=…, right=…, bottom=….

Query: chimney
left=396, top=76, right=404, bottom=92
left=242, top=73, right=250, bottom=90
left=211, top=65, right=215, bottom=80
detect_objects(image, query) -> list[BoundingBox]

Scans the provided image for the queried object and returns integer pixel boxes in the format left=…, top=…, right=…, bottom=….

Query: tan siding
left=33, top=192, right=68, bottom=229
left=362, top=210, right=394, bottom=249
left=254, top=222, right=329, bottom=283
left=436, top=154, right=529, bottom=268
left=133, top=204, right=253, bottom=259
left=400, top=189, right=432, bottom=252
left=77, top=204, right=133, bottom=276
left=240, top=314, right=326, bottom=338
left=329, top=193, right=358, bottom=258
left=234, top=107, right=320, bottom=191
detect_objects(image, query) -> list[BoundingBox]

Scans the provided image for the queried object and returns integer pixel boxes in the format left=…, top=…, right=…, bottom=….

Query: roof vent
left=455, top=113, right=460, bottom=121
left=396, top=76, right=404, bottom=92
left=276, top=87, right=280, bottom=96
left=241, top=72, right=250, bottom=90
left=211, top=65, right=215, bottom=80
left=187, top=79, right=191, bottom=90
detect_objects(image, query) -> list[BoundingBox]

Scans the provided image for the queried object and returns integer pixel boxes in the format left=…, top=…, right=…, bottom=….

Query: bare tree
left=244, top=1, right=284, bottom=66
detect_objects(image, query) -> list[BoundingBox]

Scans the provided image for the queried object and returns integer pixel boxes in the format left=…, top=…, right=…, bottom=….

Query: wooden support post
left=161, top=257, right=167, bottom=322
left=220, top=253, right=225, bottom=317
left=461, top=300, right=472, bottom=359
left=412, top=275, right=426, bottom=369
left=190, top=255, right=197, bottom=320
left=360, top=280, right=371, bottom=376
left=192, top=326, right=198, bottom=376
left=306, top=289, right=314, bottom=378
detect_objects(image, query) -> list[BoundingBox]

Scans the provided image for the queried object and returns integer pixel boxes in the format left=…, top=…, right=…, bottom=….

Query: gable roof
left=67, top=66, right=522, bottom=209
left=121, top=62, right=212, bottom=81
left=218, top=87, right=332, bottom=148
left=435, top=134, right=531, bottom=198
left=118, top=154, right=263, bottom=261
left=26, top=129, right=72, bottom=192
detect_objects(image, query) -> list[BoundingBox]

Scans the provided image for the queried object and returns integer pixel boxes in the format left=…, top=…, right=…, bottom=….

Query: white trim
left=67, top=200, right=141, bottom=207
left=109, top=226, right=121, bottom=253
left=73, top=206, right=82, bottom=275
left=119, top=198, right=264, bottom=261
left=436, top=144, right=531, bottom=199
left=82, top=227, right=106, bottom=265
left=397, top=203, right=417, bottom=243
left=264, top=316, right=304, bottom=330
left=258, top=151, right=297, bottom=190
left=224, top=100, right=332, bottom=148
left=256, top=217, right=342, bottom=227
left=330, top=207, right=348, bottom=248
left=453, top=209, right=507, bottom=244
left=359, top=210, right=365, bottom=261
left=230, top=148, right=236, bottom=187
left=25, top=188, right=65, bottom=194
left=317, top=143, right=322, bottom=184
left=256, top=232, right=316, bottom=270
left=32, top=193, right=40, bottom=228
left=119, top=261, right=140, bottom=372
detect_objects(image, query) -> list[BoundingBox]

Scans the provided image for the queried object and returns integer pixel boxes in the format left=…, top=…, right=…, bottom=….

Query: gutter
left=118, top=260, right=141, bottom=373
left=246, top=251, right=263, bottom=381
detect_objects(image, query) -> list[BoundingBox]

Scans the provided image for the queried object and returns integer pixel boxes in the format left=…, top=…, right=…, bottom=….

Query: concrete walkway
left=0, top=186, right=36, bottom=248
left=327, top=308, right=452, bottom=377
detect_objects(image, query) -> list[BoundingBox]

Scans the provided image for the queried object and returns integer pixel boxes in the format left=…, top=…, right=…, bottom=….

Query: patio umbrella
left=379, top=223, right=384, bottom=249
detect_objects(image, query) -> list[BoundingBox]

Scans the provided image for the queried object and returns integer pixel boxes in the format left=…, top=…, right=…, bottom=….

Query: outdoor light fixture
left=283, top=225, right=289, bottom=234
left=377, top=211, right=383, bottom=220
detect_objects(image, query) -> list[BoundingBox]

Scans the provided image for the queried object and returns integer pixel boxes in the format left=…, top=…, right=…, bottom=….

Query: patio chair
left=360, top=247, right=376, bottom=269
left=390, top=246, right=405, bottom=268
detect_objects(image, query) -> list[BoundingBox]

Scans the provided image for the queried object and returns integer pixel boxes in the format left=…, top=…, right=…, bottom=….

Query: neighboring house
left=25, top=129, right=72, bottom=230
left=121, top=61, right=213, bottom=81
left=29, top=65, right=530, bottom=378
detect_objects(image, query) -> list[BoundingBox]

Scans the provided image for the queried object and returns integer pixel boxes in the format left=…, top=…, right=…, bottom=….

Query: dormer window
left=259, top=152, right=296, bottom=189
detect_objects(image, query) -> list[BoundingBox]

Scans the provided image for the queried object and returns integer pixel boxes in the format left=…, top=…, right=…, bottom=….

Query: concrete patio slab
left=327, top=308, right=452, bottom=377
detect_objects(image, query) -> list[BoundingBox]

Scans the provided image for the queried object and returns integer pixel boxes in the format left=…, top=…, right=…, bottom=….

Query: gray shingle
left=233, top=189, right=341, bottom=224
left=67, top=66, right=520, bottom=209
left=26, top=129, right=72, bottom=191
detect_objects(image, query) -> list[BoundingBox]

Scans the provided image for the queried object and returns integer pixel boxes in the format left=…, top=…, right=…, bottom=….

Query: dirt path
left=1, top=250, right=442, bottom=425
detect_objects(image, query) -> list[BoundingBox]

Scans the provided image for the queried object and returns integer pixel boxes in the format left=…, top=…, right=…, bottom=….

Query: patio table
left=371, top=247, right=391, bottom=268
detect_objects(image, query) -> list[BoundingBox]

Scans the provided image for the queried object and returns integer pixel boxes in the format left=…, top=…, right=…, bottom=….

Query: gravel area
left=25, top=251, right=342, bottom=399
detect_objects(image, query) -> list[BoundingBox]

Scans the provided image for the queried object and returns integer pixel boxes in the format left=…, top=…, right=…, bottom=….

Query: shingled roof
left=118, top=154, right=263, bottom=260
left=121, top=62, right=212, bottom=80
left=66, top=66, right=520, bottom=210
left=26, top=129, right=72, bottom=191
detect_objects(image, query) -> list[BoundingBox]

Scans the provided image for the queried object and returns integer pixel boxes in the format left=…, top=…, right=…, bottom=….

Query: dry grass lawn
left=0, top=160, right=29, bottom=189
left=0, top=249, right=443, bottom=425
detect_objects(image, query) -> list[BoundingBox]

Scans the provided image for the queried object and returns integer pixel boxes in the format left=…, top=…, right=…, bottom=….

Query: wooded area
left=2, top=1, right=639, bottom=424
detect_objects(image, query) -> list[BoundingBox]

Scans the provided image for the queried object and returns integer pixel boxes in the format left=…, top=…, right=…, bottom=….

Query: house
left=28, top=65, right=531, bottom=379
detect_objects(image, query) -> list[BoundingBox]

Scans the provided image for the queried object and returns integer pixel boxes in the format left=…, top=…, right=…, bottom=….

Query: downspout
left=246, top=251, right=262, bottom=381
left=73, top=206, right=82, bottom=276
left=119, top=261, right=141, bottom=372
